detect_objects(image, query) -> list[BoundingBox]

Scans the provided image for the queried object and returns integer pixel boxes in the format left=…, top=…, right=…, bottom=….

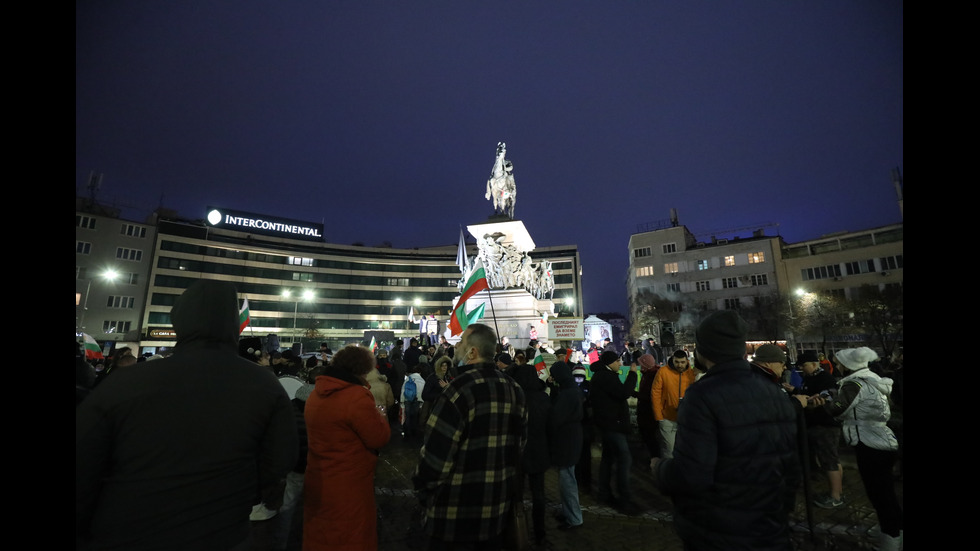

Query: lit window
left=664, top=262, right=679, bottom=274
left=724, top=255, right=735, bottom=267
left=636, top=266, right=654, bottom=277
left=748, top=252, right=765, bottom=264
left=288, top=257, right=314, bottom=266
left=697, top=259, right=709, bottom=271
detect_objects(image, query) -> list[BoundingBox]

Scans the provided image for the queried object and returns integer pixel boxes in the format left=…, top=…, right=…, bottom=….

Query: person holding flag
left=449, top=259, right=489, bottom=337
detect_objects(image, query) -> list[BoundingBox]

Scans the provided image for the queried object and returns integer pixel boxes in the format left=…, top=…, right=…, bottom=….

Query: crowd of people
left=76, top=281, right=903, bottom=551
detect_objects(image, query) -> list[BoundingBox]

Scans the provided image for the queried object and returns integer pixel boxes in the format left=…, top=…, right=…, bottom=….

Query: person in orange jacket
left=651, top=349, right=697, bottom=459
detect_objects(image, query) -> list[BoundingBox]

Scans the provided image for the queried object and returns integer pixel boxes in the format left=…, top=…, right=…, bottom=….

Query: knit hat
left=638, top=353, right=657, bottom=371
left=796, top=351, right=819, bottom=365
left=571, top=366, right=588, bottom=378
left=599, top=350, right=620, bottom=366
left=695, top=310, right=748, bottom=363
left=835, top=347, right=878, bottom=371
left=753, top=344, right=786, bottom=364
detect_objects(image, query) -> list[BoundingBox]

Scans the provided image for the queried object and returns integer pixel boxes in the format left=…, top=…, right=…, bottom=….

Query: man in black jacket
left=76, top=280, right=297, bottom=551
left=590, top=350, right=639, bottom=514
left=652, top=310, right=799, bottom=550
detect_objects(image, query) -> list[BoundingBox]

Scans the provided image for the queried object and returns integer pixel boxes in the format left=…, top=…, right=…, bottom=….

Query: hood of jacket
left=171, top=280, right=241, bottom=349
left=843, top=368, right=894, bottom=396
left=550, top=361, right=575, bottom=389
left=314, top=365, right=367, bottom=398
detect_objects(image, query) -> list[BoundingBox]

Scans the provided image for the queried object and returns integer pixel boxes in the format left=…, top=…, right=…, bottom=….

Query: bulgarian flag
left=82, top=333, right=104, bottom=361
left=239, top=297, right=250, bottom=335
left=368, top=335, right=377, bottom=354
left=532, top=351, right=547, bottom=377
left=449, top=259, right=490, bottom=336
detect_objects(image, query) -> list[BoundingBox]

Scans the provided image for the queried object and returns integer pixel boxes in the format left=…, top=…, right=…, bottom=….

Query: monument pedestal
left=451, top=289, right=554, bottom=349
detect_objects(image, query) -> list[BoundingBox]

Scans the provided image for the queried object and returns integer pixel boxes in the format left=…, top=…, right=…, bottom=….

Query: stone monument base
left=450, top=288, right=554, bottom=350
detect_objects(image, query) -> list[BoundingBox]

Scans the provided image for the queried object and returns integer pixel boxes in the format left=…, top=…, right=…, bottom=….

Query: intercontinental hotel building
left=76, top=199, right=584, bottom=355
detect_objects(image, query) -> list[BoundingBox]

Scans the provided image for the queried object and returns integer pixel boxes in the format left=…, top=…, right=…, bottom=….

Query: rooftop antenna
left=670, top=208, right=679, bottom=227
left=86, top=171, right=103, bottom=207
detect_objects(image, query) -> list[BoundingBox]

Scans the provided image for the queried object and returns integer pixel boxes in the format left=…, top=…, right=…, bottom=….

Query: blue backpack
left=403, top=377, right=418, bottom=402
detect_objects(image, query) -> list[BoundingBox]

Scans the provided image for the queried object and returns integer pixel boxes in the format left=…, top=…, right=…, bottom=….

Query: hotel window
left=748, top=252, right=765, bottom=264
left=77, top=241, right=92, bottom=254
left=292, top=273, right=314, bottom=282
left=387, top=278, right=411, bottom=286
left=121, top=224, right=147, bottom=238
left=696, top=281, right=711, bottom=292
left=116, top=247, right=143, bottom=262
left=76, top=215, right=97, bottom=229
left=751, top=274, right=769, bottom=286
left=633, top=247, right=652, bottom=258
left=697, top=259, right=709, bottom=271
left=723, top=277, right=738, bottom=289
left=288, top=256, right=314, bottom=266
left=879, top=255, right=904, bottom=270
left=103, top=320, right=132, bottom=334
left=724, top=298, right=741, bottom=310
left=845, top=260, right=876, bottom=275
left=724, top=255, right=735, bottom=267
left=663, top=243, right=676, bottom=254
left=636, top=266, right=654, bottom=277
left=106, top=295, right=136, bottom=309
left=664, top=262, right=679, bottom=274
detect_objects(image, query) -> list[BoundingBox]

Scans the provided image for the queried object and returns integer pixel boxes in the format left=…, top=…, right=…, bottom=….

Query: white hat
left=835, top=347, right=878, bottom=371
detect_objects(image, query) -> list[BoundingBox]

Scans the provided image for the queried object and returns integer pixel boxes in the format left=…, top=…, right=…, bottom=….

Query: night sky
left=76, top=2, right=904, bottom=315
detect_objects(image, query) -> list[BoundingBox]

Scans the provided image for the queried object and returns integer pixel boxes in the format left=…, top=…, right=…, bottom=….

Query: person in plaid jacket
left=413, top=323, right=527, bottom=550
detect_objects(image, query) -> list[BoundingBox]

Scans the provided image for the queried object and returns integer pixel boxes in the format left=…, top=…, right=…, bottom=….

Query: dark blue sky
left=76, top=2, right=903, bottom=315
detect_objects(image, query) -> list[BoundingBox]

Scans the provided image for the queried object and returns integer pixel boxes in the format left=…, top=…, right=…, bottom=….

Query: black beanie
left=695, top=310, right=748, bottom=364
left=599, top=350, right=620, bottom=366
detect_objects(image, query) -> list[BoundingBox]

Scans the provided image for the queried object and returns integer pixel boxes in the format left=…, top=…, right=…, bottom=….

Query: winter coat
left=304, top=366, right=391, bottom=551
left=365, top=367, right=395, bottom=409
left=655, top=359, right=800, bottom=550
left=548, top=362, right=583, bottom=467
left=76, top=280, right=297, bottom=551
left=651, top=360, right=696, bottom=422
left=512, top=364, right=551, bottom=474
left=590, top=364, right=637, bottom=434
left=401, top=372, right=426, bottom=403
left=834, top=369, right=898, bottom=451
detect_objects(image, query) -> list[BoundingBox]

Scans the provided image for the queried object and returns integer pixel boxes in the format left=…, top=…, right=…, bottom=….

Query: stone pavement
left=275, top=429, right=903, bottom=550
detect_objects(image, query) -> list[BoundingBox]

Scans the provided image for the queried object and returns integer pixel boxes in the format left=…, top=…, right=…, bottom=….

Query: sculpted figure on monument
left=485, top=142, right=517, bottom=218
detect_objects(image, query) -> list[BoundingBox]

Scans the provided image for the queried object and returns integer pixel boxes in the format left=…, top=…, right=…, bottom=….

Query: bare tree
left=851, top=284, right=904, bottom=364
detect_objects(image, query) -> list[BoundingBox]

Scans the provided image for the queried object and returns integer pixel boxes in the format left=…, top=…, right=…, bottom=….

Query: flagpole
left=485, top=285, right=501, bottom=345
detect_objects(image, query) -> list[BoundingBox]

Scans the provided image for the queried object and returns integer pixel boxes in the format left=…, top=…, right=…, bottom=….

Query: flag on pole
left=82, top=333, right=104, bottom=360
left=449, top=259, right=490, bottom=336
left=408, top=306, right=415, bottom=322
left=456, top=227, right=468, bottom=273
left=238, top=297, right=251, bottom=335
left=368, top=335, right=377, bottom=354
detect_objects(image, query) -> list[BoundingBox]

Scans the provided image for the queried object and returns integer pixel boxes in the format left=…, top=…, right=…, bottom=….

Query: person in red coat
left=303, top=345, right=391, bottom=551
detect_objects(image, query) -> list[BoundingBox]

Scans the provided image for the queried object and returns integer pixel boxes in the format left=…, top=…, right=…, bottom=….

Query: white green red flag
left=239, top=297, right=250, bottom=335
left=82, top=333, right=104, bottom=360
left=368, top=336, right=377, bottom=354
left=449, top=259, right=490, bottom=336
left=533, top=351, right=547, bottom=376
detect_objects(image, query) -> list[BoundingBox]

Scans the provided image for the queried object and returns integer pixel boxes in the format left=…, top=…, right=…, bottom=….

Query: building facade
left=75, top=199, right=156, bottom=348
left=76, top=200, right=582, bottom=354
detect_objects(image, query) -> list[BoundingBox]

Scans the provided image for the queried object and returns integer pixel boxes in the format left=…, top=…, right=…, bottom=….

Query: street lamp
left=77, top=269, right=120, bottom=332
left=282, top=289, right=315, bottom=343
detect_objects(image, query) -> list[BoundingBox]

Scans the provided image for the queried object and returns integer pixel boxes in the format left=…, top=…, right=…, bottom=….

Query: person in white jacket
left=811, top=347, right=902, bottom=551
left=400, top=366, right=426, bottom=439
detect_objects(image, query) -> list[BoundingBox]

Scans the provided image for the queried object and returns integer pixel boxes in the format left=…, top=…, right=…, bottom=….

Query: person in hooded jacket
left=511, top=360, right=552, bottom=546
left=548, top=362, right=585, bottom=530
left=303, top=344, right=391, bottom=551
left=76, top=280, right=297, bottom=551
left=809, top=347, right=903, bottom=551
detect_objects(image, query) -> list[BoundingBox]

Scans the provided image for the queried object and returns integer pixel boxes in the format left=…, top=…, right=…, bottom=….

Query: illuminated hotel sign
left=206, top=207, right=324, bottom=242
